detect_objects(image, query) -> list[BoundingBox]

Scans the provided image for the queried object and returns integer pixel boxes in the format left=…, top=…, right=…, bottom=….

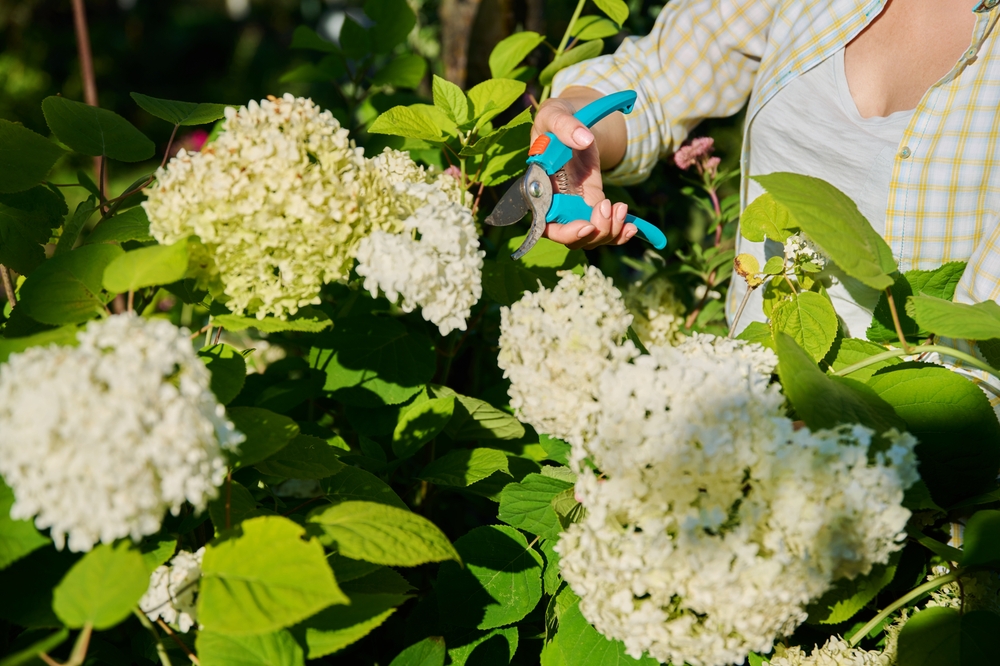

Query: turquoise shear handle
left=549, top=194, right=667, bottom=250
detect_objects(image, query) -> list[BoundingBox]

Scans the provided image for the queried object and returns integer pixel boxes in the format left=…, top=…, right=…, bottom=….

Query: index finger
left=534, top=103, right=595, bottom=151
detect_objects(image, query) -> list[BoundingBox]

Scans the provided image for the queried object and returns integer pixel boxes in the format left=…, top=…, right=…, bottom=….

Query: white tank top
left=735, top=47, right=915, bottom=337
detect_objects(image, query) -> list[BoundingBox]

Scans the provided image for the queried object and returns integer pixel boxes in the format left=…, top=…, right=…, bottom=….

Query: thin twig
left=161, top=124, right=180, bottom=169
left=38, top=654, right=60, bottom=666
left=189, top=323, right=211, bottom=340
left=70, top=0, right=102, bottom=191
left=0, top=265, right=16, bottom=308
left=133, top=610, right=172, bottom=666
left=156, top=619, right=200, bottom=665
left=885, top=289, right=911, bottom=353
left=212, top=326, right=223, bottom=345
left=281, top=496, right=324, bottom=516
left=727, top=285, right=756, bottom=338
left=127, top=290, right=135, bottom=313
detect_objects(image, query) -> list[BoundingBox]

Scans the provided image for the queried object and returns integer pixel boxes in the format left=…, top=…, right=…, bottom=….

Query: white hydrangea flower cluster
left=496, top=266, right=637, bottom=445
left=927, top=566, right=1000, bottom=614
left=144, top=94, right=471, bottom=321
left=623, top=276, right=686, bottom=347
left=355, top=187, right=485, bottom=335
left=140, top=548, right=205, bottom=632
left=768, top=636, right=893, bottom=666
left=784, top=233, right=828, bottom=271
left=497, top=269, right=920, bottom=666
left=0, top=315, right=243, bottom=552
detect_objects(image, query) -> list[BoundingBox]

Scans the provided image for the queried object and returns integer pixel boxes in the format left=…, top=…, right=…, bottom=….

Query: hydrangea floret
left=0, top=315, right=243, bottom=552
left=140, top=548, right=205, bottom=633
left=623, top=275, right=686, bottom=347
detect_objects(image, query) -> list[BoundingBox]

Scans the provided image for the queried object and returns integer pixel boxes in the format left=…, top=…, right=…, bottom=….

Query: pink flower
left=443, top=165, right=462, bottom=180
left=673, top=136, right=716, bottom=173
left=704, top=156, right=721, bottom=178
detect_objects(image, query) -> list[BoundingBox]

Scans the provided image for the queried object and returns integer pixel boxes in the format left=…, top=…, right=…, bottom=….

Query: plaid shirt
left=553, top=0, right=1000, bottom=403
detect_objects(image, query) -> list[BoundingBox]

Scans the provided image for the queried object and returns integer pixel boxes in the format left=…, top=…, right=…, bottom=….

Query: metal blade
left=511, top=164, right=553, bottom=260
left=484, top=177, right=530, bottom=227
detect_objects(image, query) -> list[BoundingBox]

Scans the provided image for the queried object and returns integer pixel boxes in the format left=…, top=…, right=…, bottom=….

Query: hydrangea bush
left=2, top=1, right=1000, bottom=665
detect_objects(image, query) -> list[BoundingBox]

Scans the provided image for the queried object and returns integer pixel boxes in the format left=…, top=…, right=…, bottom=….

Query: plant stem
left=832, top=344, right=1000, bottom=392
left=847, top=569, right=963, bottom=647
left=1, top=265, right=16, bottom=308
left=42, top=623, right=94, bottom=666
left=70, top=0, right=103, bottom=191
left=133, top=610, right=173, bottom=666
left=728, top=284, right=756, bottom=338
left=540, top=0, right=587, bottom=102
left=225, top=469, right=232, bottom=530
left=885, top=289, right=911, bottom=354
left=156, top=618, right=200, bottom=665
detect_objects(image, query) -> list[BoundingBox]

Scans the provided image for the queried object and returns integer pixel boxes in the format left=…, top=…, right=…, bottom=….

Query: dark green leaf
left=140, top=536, right=177, bottom=572
left=310, top=315, right=435, bottom=407
left=208, top=480, right=274, bottom=532
left=340, top=567, right=414, bottom=595
left=84, top=207, right=153, bottom=245
left=307, top=500, right=459, bottom=566
left=253, top=370, right=325, bottom=414
left=806, top=549, right=901, bottom=624
left=489, top=32, right=545, bottom=79
left=54, top=197, right=97, bottom=256
left=446, top=626, right=518, bottom=666
left=0, top=547, right=79, bottom=627
left=289, top=25, right=338, bottom=52
left=0, top=119, right=66, bottom=194
left=435, top=525, right=542, bottom=629
left=478, top=123, right=530, bottom=187
left=907, top=293, right=1000, bottom=341
left=199, top=516, right=349, bottom=636
left=389, top=637, right=446, bottom=666
left=961, top=510, right=1000, bottom=568
left=392, top=396, right=455, bottom=458
left=771, top=290, right=838, bottom=362
left=372, top=54, right=427, bottom=89
left=19, top=243, right=123, bottom=324
left=419, top=448, right=510, bottom=487
left=0, top=477, right=50, bottom=570
left=196, top=630, right=305, bottom=666
left=292, top=592, right=408, bottom=658
left=280, top=55, right=347, bottom=84
left=735, top=321, right=775, bottom=350
left=867, top=364, right=1000, bottom=507
left=102, top=239, right=189, bottom=293
left=540, top=538, right=561, bottom=595
left=366, top=0, right=416, bottom=54
left=482, top=236, right=588, bottom=306
left=323, top=466, right=407, bottom=510
left=338, top=16, right=370, bottom=58
left=829, top=338, right=900, bottom=382
left=538, top=434, right=571, bottom=465
left=198, top=343, right=247, bottom=405
left=0, top=185, right=67, bottom=275
left=541, top=593, right=658, bottom=666
left=498, top=473, right=573, bottom=541
left=52, top=541, right=149, bottom=629
left=41, top=96, right=154, bottom=162
left=754, top=173, right=897, bottom=290
left=227, top=407, right=300, bottom=469
left=256, top=435, right=345, bottom=479
left=867, top=262, right=967, bottom=343
left=896, top=607, right=1000, bottom=666
left=131, top=93, right=229, bottom=126
left=540, top=41, right=604, bottom=87
left=0, top=628, right=70, bottom=666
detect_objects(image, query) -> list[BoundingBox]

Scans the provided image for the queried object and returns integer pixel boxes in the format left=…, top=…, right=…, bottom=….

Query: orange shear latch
left=528, top=135, right=550, bottom=157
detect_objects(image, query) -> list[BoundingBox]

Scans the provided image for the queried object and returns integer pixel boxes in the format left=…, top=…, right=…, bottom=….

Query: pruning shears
left=484, top=90, right=667, bottom=259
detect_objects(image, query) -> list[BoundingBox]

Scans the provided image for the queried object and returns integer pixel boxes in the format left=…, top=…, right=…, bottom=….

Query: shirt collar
left=974, top=0, right=998, bottom=13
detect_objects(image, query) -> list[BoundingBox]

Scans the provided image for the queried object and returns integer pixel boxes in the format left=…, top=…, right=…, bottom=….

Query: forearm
left=554, top=86, right=627, bottom=172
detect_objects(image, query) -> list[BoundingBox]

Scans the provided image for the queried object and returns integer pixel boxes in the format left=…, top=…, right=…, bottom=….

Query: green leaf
left=0, top=629, right=70, bottom=666
left=735, top=321, right=775, bottom=350
left=365, top=0, right=416, bottom=53
left=340, top=567, right=415, bottom=595
left=867, top=364, right=1000, bottom=507
left=0, top=120, right=66, bottom=194
left=54, top=197, right=98, bottom=256
left=482, top=236, right=588, bottom=306
left=446, top=626, right=518, bottom=666
left=541, top=594, right=658, bottom=666
left=738, top=193, right=795, bottom=243
left=252, top=371, right=325, bottom=415
left=867, top=262, right=967, bottom=343
left=323, top=466, right=408, bottom=510
left=293, top=592, right=407, bottom=658
left=197, top=629, right=305, bottom=666
left=762, top=255, right=785, bottom=275
left=806, top=549, right=901, bottom=624
left=392, top=396, right=456, bottom=458
left=0, top=547, right=79, bottom=628
left=227, top=407, right=300, bottom=469
left=289, top=25, right=338, bottom=52
left=0, top=477, right=49, bottom=570
left=372, top=54, right=427, bottom=89
left=256, top=435, right=345, bottom=479
left=419, top=448, right=511, bottom=487
left=102, top=239, right=189, bottom=293
left=310, top=315, right=435, bottom=407
left=572, top=16, right=621, bottom=39
left=213, top=307, right=333, bottom=333
left=539, top=434, right=571, bottom=465
left=84, top=207, right=153, bottom=245
left=280, top=56, right=347, bottom=84
left=41, top=96, right=154, bottom=162
left=369, top=105, right=455, bottom=142
left=907, top=294, right=1000, bottom=341
left=498, top=473, right=573, bottom=541
left=908, top=527, right=964, bottom=561
left=478, top=123, right=531, bottom=187
left=432, top=75, right=469, bottom=125
left=130, top=92, right=229, bottom=126
left=459, top=108, right=533, bottom=157
left=390, top=637, right=446, bottom=666
left=198, top=343, right=247, bottom=405
left=338, top=17, right=370, bottom=59
left=896, top=607, right=1000, bottom=666
left=140, top=536, right=177, bottom=572
left=466, top=79, right=527, bottom=128
left=829, top=338, right=900, bottom=383
left=430, top=386, right=525, bottom=440
left=771, top=290, right=839, bottom=362
left=489, top=32, right=546, bottom=79
left=208, top=480, right=274, bottom=531
left=52, top=541, right=149, bottom=629
left=540, top=40, right=604, bottom=87
left=540, top=538, right=561, bottom=595
left=435, top=525, right=543, bottom=630
left=19, top=243, right=123, bottom=324
left=960, top=510, right=1000, bottom=568
left=753, top=173, right=897, bottom=290
left=199, top=515, right=348, bottom=636
left=307, top=500, right=459, bottom=566
left=774, top=332, right=905, bottom=438
left=0, top=325, right=78, bottom=363
left=591, top=0, right=629, bottom=25
left=0, top=185, right=67, bottom=275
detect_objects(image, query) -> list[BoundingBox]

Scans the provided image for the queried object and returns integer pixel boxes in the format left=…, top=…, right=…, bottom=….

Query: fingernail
left=625, top=229, right=636, bottom=240
left=614, top=206, right=626, bottom=223
left=572, top=127, right=594, bottom=147
left=577, top=225, right=595, bottom=238
left=600, top=199, right=612, bottom=217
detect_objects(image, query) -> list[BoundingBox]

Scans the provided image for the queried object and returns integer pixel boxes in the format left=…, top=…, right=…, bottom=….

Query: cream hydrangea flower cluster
left=0, top=315, right=243, bottom=552
left=144, top=94, right=472, bottom=321
left=497, top=269, right=920, bottom=666
left=784, top=233, right=828, bottom=271
left=140, top=548, right=205, bottom=633
left=768, top=636, right=893, bottom=666
left=496, top=266, right=637, bottom=446
left=355, top=186, right=485, bottom=335
left=623, top=276, right=686, bottom=347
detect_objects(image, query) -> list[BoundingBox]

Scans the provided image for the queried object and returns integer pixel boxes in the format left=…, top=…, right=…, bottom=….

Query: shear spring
left=555, top=170, right=571, bottom=194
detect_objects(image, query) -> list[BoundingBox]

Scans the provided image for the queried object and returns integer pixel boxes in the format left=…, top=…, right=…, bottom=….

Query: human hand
left=531, top=97, right=636, bottom=250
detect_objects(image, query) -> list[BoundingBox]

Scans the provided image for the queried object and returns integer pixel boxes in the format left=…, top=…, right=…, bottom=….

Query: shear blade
left=484, top=177, right=530, bottom=227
